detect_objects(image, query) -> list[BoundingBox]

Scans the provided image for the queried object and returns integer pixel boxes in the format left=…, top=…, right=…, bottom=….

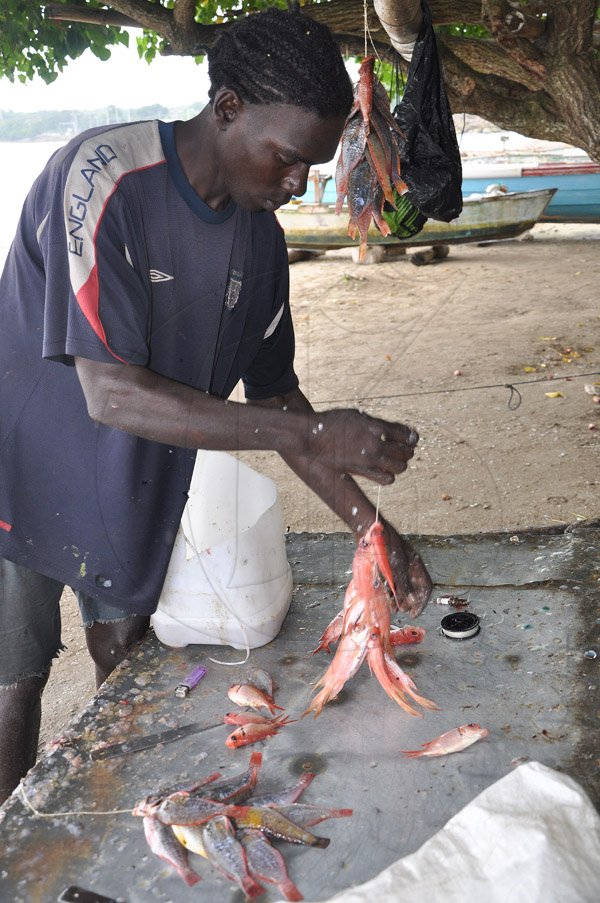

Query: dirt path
left=40, top=223, right=600, bottom=744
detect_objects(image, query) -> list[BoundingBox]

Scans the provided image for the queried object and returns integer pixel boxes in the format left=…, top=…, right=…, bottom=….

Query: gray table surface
left=0, top=523, right=598, bottom=903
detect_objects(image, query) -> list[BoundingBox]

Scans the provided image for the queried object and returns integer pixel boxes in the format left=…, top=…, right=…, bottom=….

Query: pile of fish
left=335, top=56, right=407, bottom=260
left=133, top=751, right=351, bottom=899
left=225, top=668, right=295, bottom=748
left=304, top=521, right=437, bottom=719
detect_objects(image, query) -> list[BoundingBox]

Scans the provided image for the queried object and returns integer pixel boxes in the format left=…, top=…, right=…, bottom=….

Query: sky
left=0, top=35, right=211, bottom=112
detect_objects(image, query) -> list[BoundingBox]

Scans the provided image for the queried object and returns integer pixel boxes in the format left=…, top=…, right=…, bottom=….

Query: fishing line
left=312, top=369, right=600, bottom=411
left=19, top=781, right=131, bottom=818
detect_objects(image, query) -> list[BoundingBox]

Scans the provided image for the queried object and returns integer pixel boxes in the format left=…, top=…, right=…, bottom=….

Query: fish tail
left=301, top=690, right=327, bottom=719
left=241, top=875, right=265, bottom=899
left=405, top=688, right=439, bottom=711
left=268, top=701, right=286, bottom=714
left=278, top=878, right=304, bottom=901
left=180, top=866, right=202, bottom=886
left=274, top=715, right=297, bottom=727
left=367, top=648, right=421, bottom=717
left=399, top=749, right=426, bottom=759
left=384, top=653, right=438, bottom=711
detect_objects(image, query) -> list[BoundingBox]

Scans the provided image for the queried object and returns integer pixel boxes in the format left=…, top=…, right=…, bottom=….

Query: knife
left=89, top=719, right=223, bottom=761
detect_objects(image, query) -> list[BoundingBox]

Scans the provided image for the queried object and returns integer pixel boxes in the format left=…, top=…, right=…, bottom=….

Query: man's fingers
left=357, top=468, right=396, bottom=485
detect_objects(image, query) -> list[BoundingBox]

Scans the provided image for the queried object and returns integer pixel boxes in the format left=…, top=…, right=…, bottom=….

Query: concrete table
left=0, top=524, right=598, bottom=902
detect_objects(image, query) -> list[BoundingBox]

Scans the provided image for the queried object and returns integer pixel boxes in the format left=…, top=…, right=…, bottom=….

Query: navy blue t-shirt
left=0, top=120, right=298, bottom=614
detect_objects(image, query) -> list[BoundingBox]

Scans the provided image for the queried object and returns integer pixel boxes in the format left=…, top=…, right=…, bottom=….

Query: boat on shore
left=461, top=160, right=600, bottom=223
left=277, top=187, right=557, bottom=252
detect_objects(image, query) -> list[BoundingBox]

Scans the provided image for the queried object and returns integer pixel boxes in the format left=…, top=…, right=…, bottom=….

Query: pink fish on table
left=225, top=715, right=295, bottom=749
left=228, top=682, right=284, bottom=716
left=400, top=723, right=489, bottom=758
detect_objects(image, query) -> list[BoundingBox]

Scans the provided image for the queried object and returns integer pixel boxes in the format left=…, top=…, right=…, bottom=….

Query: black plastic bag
left=392, top=0, right=462, bottom=222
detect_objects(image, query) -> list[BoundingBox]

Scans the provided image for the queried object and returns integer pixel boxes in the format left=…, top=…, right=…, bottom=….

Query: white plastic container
left=151, top=451, right=293, bottom=649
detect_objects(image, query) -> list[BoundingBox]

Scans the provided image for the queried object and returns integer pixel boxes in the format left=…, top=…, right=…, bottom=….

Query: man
left=0, top=7, right=432, bottom=803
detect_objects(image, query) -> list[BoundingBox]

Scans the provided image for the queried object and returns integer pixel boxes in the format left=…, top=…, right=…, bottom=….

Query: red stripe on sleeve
left=0, top=520, right=12, bottom=532
left=76, top=265, right=127, bottom=364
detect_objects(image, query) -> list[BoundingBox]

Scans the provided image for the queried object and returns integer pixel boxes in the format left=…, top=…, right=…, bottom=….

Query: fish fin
left=384, top=653, right=438, bottom=711
left=367, top=648, right=421, bottom=717
left=242, top=875, right=266, bottom=899
left=274, top=714, right=297, bottom=727
left=180, top=868, right=202, bottom=886
left=278, top=879, right=304, bottom=901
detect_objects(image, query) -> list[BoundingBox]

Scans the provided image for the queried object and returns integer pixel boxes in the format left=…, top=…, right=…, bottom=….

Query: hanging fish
left=304, top=522, right=436, bottom=719
left=335, top=56, right=408, bottom=260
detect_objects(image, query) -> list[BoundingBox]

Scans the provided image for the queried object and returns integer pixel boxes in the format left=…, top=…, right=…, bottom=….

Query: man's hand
left=308, top=408, right=419, bottom=485
left=382, top=523, right=433, bottom=618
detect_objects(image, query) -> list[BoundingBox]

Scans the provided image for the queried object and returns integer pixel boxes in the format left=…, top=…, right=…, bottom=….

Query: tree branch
left=45, top=3, right=138, bottom=28
left=442, top=35, right=546, bottom=91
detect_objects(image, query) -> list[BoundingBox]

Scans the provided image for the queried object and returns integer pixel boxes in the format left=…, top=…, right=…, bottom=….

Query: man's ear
left=213, top=88, right=243, bottom=128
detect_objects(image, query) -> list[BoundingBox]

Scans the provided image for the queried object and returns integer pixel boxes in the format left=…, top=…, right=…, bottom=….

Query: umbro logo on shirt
left=149, top=269, right=174, bottom=283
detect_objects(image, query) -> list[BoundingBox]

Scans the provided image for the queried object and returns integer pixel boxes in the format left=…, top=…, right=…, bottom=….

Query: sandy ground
left=40, top=222, right=600, bottom=745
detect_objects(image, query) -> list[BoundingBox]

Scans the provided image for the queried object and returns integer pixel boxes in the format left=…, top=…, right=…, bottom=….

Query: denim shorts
left=0, top=557, right=131, bottom=687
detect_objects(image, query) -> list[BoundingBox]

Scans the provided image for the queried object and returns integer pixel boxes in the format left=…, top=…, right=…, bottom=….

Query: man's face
left=214, top=94, right=346, bottom=212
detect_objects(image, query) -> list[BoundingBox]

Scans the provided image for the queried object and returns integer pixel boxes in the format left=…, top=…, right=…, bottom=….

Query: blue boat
left=461, top=161, right=600, bottom=223
left=305, top=160, right=600, bottom=224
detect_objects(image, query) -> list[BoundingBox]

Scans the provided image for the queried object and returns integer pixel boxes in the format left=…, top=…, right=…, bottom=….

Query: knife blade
left=89, top=720, right=223, bottom=761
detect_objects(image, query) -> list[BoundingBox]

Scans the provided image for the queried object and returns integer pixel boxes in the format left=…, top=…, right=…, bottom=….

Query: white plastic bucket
left=151, top=451, right=293, bottom=649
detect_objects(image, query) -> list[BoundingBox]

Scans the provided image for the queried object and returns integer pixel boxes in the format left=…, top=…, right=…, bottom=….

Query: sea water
left=0, top=140, right=63, bottom=266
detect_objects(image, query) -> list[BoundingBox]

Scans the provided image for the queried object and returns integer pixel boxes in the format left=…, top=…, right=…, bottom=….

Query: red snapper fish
left=225, top=714, right=295, bottom=749
left=304, top=522, right=436, bottom=718
left=401, top=723, right=489, bottom=758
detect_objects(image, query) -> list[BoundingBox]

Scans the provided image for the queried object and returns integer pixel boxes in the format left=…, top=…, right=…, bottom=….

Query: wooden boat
left=461, top=160, right=600, bottom=223
left=277, top=187, right=557, bottom=251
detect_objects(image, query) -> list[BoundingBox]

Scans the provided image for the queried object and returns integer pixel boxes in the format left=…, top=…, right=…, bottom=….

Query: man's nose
left=283, top=163, right=310, bottom=198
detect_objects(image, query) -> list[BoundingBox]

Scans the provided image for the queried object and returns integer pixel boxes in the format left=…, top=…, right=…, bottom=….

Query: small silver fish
left=246, top=667, right=275, bottom=699
left=142, top=816, right=201, bottom=886
left=201, top=750, right=263, bottom=803
left=239, top=828, right=303, bottom=901
left=154, top=793, right=226, bottom=826
left=248, top=771, right=316, bottom=808
left=201, top=815, right=264, bottom=899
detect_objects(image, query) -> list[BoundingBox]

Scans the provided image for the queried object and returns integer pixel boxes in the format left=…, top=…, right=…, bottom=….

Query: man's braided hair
left=207, top=6, right=353, bottom=119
